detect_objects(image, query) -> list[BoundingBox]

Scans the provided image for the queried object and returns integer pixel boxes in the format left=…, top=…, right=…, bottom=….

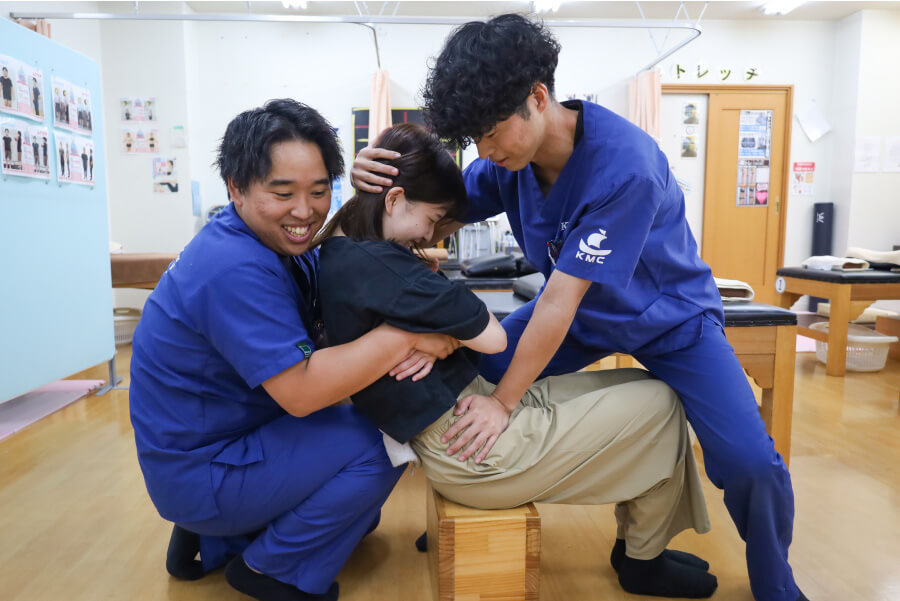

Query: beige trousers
left=410, top=369, right=710, bottom=559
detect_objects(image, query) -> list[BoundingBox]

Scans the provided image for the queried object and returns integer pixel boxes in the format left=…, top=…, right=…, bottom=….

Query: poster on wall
left=122, top=126, right=159, bottom=153
left=120, top=96, right=156, bottom=122
left=152, top=157, right=178, bottom=193
left=681, top=135, right=698, bottom=158
left=72, top=84, right=93, bottom=135
left=1, top=120, right=50, bottom=179
left=791, top=162, right=815, bottom=195
left=682, top=103, right=699, bottom=124
left=51, top=76, right=79, bottom=132
left=0, top=55, right=45, bottom=122
left=854, top=137, right=880, bottom=172
left=56, top=130, right=94, bottom=185
left=735, top=109, right=772, bottom=207
left=883, top=137, right=900, bottom=173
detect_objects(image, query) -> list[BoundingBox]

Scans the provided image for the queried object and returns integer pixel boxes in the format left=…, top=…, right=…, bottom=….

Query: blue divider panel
left=0, top=19, right=114, bottom=402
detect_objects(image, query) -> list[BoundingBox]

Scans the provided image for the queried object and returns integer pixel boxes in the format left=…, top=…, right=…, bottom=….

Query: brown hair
left=313, top=123, right=467, bottom=249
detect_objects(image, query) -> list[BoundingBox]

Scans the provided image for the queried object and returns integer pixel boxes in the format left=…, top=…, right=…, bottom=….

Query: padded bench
left=776, top=267, right=900, bottom=376
left=474, top=275, right=799, bottom=465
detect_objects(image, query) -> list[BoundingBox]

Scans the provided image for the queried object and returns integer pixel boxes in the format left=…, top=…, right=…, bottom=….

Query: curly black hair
left=422, top=14, right=560, bottom=149
left=216, top=98, right=344, bottom=196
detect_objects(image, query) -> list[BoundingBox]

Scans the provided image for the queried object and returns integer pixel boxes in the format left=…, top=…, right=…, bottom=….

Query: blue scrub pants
left=481, top=307, right=799, bottom=601
left=178, top=405, right=404, bottom=595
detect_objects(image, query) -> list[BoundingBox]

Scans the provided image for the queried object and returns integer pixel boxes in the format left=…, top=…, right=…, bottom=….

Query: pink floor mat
left=0, top=380, right=104, bottom=442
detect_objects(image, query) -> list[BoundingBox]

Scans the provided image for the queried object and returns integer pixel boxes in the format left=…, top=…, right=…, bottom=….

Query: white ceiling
left=173, top=1, right=900, bottom=21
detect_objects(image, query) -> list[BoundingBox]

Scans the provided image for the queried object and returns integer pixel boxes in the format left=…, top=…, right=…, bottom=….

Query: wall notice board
left=0, top=19, right=114, bottom=403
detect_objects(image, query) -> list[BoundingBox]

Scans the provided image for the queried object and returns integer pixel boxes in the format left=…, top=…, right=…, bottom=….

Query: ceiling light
left=281, top=0, right=309, bottom=9
left=762, top=1, right=806, bottom=16
left=532, top=0, right=563, bottom=13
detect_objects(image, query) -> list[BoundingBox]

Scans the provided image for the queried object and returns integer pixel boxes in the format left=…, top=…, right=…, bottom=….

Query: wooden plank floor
left=1, top=346, right=898, bottom=601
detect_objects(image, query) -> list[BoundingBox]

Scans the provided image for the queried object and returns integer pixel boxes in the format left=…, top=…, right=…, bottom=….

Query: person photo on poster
left=153, top=156, right=178, bottom=193
left=121, top=98, right=133, bottom=121
left=56, top=131, right=93, bottom=186
left=0, top=65, right=13, bottom=109
left=0, top=55, right=46, bottom=121
left=31, top=76, right=41, bottom=118
left=121, top=96, right=157, bottom=122
left=2, top=126, right=11, bottom=166
left=122, top=126, right=159, bottom=153
left=52, top=76, right=80, bottom=131
left=74, top=85, right=93, bottom=134
left=681, top=135, right=697, bottom=158
left=2, top=121, right=51, bottom=179
left=683, top=103, right=699, bottom=124
left=123, top=129, right=135, bottom=153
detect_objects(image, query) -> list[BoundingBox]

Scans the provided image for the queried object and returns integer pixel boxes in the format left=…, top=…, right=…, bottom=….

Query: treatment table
left=776, top=267, right=900, bottom=376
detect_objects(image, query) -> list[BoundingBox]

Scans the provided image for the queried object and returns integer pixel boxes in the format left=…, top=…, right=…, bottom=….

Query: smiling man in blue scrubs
left=352, top=14, right=808, bottom=601
left=130, top=99, right=457, bottom=601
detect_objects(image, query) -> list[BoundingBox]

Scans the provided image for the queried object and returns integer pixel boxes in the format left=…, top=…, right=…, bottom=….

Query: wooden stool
left=426, top=485, right=541, bottom=601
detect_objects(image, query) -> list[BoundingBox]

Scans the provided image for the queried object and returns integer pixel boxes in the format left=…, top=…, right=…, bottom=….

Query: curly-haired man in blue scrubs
left=352, top=14, right=808, bottom=601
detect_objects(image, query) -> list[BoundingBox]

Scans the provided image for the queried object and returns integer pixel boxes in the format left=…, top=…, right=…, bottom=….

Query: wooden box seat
left=426, top=485, right=541, bottom=601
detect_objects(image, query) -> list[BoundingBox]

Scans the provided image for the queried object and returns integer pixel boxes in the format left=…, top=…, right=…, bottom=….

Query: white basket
left=114, top=307, right=142, bottom=346
left=809, top=322, right=898, bottom=372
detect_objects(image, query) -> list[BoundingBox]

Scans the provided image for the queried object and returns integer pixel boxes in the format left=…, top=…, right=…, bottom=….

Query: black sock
left=414, top=531, right=428, bottom=552
left=225, top=555, right=339, bottom=601
left=618, top=553, right=717, bottom=598
left=166, top=525, right=204, bottom=581
left=610, top=538, right=709, bottom=572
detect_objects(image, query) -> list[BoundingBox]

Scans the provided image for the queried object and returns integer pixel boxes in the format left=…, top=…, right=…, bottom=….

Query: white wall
left=99, top=10, right=194, bottom=309
left=848, top=10, right=900, bottom=253
left=660, top=93, right=708, bottom=252
left=184, top=20, right=457, bottom=219
left=829, top=11, right=863, bottom=258
left=847, top=10, right=900, bottom=312
left=8, top=5, right=899, bottom=311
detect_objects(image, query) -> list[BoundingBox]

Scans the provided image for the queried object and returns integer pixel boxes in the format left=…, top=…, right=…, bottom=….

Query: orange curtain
left=369, top=70, right=392, bottom=144
left=627, top=68, right=661, bottom=142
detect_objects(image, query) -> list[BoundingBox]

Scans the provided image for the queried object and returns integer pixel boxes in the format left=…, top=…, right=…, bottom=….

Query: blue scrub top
left=130, top=203, right=317, bottom=524
left=462, top=101, right=723, bottom=355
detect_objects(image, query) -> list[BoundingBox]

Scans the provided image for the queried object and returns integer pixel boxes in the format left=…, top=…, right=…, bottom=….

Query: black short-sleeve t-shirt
left=318, top=236, right=490, bottom=443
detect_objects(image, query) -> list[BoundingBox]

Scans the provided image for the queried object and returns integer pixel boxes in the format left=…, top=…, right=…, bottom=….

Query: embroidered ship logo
left=576, top=229, right=612, bottom=264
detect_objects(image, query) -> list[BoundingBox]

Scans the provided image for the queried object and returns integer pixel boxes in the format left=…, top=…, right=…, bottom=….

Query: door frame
left=661, top=84, right=794, bottom=270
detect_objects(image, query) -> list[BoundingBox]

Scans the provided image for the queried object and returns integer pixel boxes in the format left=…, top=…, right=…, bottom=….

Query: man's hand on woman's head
left=350, top=146, right=400, bottom=193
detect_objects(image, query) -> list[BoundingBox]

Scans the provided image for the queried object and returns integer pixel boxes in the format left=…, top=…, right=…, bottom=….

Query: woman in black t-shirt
left=315, top=124, right=716, bottom=598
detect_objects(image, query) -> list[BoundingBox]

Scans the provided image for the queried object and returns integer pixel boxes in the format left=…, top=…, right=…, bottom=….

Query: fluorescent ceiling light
left=281, top=0, right=309, bottom=9
left=762, top=1, right=806, bottom=15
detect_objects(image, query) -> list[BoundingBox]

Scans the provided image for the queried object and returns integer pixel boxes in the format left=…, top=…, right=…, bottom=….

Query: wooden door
left=702, top=89, right=791, bottom=305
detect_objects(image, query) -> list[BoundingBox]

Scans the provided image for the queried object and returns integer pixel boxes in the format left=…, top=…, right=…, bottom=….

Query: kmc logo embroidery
left=576, top=228, right=612, bottom=264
